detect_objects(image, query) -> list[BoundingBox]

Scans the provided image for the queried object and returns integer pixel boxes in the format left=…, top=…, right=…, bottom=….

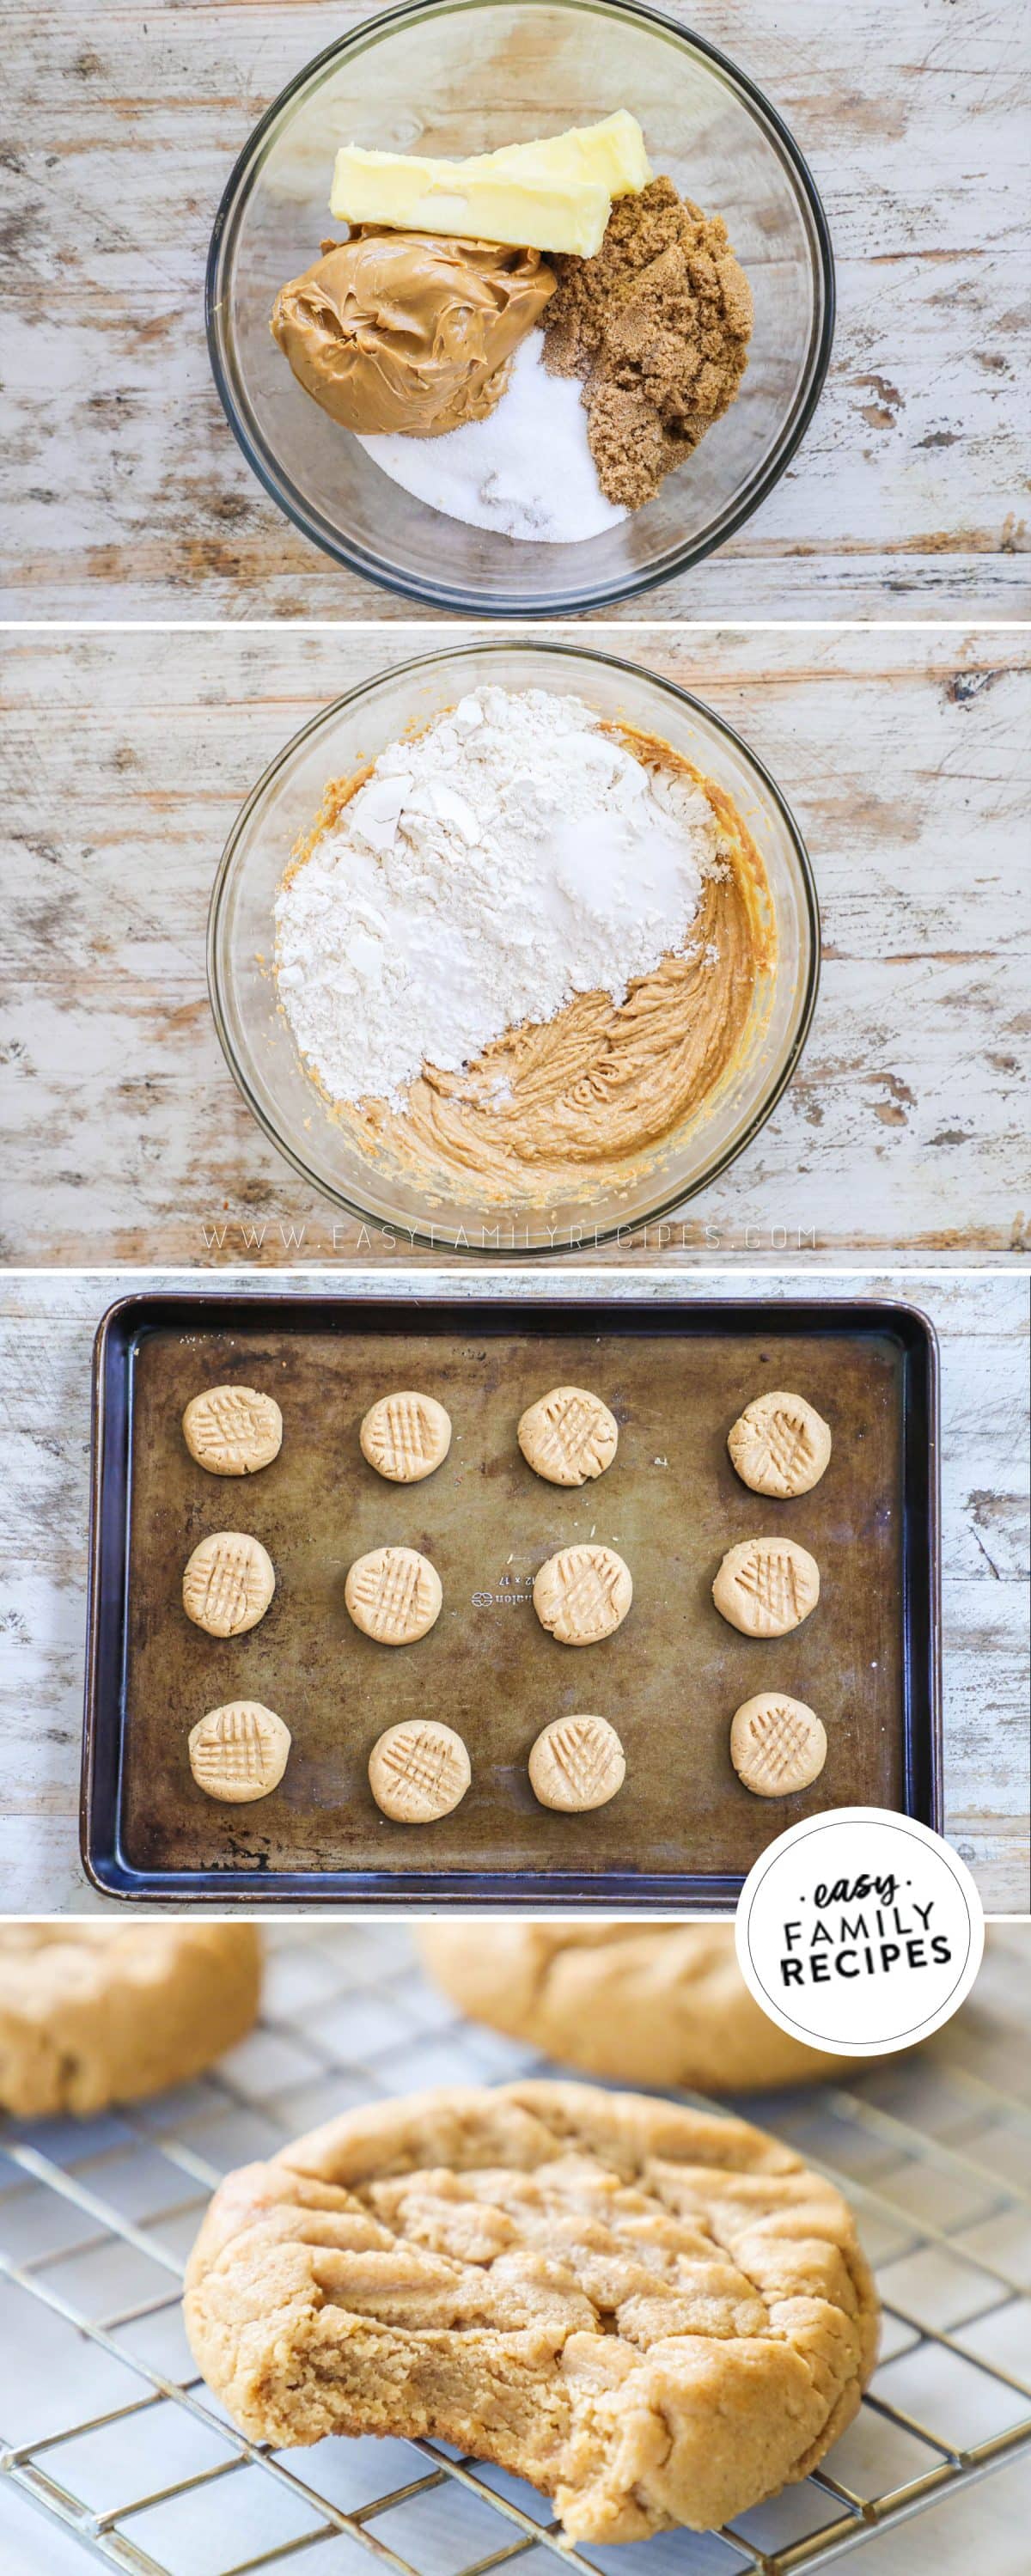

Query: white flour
left=357, top=333, right=627, bottom=545
left=275, top=686, right=724, bottom=1109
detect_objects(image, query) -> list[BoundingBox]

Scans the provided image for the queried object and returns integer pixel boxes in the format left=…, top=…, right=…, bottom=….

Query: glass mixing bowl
left=206, top=0, right=834, bottom=613
left=209, top=641, right=819, bottom=1251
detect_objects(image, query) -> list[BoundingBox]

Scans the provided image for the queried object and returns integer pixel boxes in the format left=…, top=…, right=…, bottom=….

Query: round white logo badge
left=735, top=1808, right=985, bottom=2057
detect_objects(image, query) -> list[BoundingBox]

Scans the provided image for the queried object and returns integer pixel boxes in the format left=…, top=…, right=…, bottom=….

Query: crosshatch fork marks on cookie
left=363, top=1391, right=450, bottom=1482
left=370, top=1721, right=471, bottom=1823
left=187, top=1700, right=289, bottom=1798
left=732, top=1697, right=826, bottom=1797
left=520, top=1387, right=619, bottom=1485
left=753, top=1407, right=819, bottom=1490
left=532, top=1715, right=625, bottom=1810
left=352, top=1549, right=424, bottom=1639
left=371, top=1401, right=436, bottom=1483
left=183, top=1534, right=272, bottom=1637
left=534, top=1546, right=632, bottom=1645
left=735, top=1544, right=806, bottom=1621
left=346, top=1546, right=441, bottom=1643
left=182, top=1383, right=282, bottom=1475
left=747, top=1700, right=812, bottom=1779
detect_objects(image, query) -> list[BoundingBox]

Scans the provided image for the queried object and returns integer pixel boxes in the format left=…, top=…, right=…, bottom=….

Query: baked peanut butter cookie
left=188, top=1700, right=291, bottom=1802
left=713, top=1535, right=820, bottom=1637
left=534, top=1545, right=632, bottom=1645
left=369, top=1719, right=471, bottom=1822
left=183, top=1384, right=283, bottom=1477
left=345, top=1545, right=442, bottom=1645
left=528, top=1714, right=625, bottom=1810
left=0, top=1924, right=260, bottom=2117
left=184, top=2078, right=878, bottom=2542
left=182, top=1532, right=276, bottom=1638
left=730, top=1693, right=827, bottom=1797
left=360, top=1391, right=452, bottom=1484
left=729, top=1390, right=832, bottom=1499
left=518, top=1386, right=619, bottom=1486
left=418, top=1925, right=860, bottom=2091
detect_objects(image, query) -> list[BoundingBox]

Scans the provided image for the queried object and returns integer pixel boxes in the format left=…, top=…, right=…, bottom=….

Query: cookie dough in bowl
left=277, top=688, right=769, bottom=1207
left=209, top=644, right=818, bottom=1254
left=419, top=1923, right=858, bottom=2091
left=0, top=1925, right=261, bottom=2119
left=184, top=2076, right=877, bottom=2542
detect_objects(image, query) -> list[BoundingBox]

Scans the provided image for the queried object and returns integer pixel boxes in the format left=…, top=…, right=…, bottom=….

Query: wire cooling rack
left=1, top=1926, right=1029, bottom=2576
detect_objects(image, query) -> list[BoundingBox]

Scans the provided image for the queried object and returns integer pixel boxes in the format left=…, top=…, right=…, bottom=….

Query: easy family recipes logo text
left=777, top=1870, right=954, bottom=1990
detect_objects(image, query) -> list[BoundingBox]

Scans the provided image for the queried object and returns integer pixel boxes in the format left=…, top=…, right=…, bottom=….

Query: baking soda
left=357, top=333, right=627, bottom=545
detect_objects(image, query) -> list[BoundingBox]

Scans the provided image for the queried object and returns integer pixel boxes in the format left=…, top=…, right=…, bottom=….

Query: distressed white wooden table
left=1, top=0, right=1027, bottom=619
left=2, top=625, right=1028, bottom=1267
left=0, top=1267, right=1027, bottom=1915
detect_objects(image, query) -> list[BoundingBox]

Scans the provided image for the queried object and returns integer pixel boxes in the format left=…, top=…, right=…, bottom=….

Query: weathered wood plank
left=0, top=1267, right=1025, bottom=1914
left=2, top=625, right=1028, bottom=1265
left=0, top=0, right=1027, bottom=617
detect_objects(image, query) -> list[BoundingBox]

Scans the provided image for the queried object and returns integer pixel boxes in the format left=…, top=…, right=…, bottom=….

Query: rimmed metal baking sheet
left=82, top=1291, right=941, bottom=1904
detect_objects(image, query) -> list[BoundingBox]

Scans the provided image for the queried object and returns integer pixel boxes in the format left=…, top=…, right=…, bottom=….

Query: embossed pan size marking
left=82, top=1289, right=941, bottom=1907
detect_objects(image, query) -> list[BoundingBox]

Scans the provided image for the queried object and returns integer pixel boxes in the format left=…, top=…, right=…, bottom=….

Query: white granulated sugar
left=275, top=686, right=723, bottom=1111
left=357, top=333, right=627, bottom=544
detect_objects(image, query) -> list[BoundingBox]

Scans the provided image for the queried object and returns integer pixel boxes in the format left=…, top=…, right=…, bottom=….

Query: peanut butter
left=271, top=229, right=555, bottom=436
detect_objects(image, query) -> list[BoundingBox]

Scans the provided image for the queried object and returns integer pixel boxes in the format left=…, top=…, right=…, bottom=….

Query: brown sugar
left=540, top=177, right=753, bottom=510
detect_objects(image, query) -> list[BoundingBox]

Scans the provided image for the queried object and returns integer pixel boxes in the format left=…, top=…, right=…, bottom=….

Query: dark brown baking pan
left=82, top=1290, right=941, bottom=1907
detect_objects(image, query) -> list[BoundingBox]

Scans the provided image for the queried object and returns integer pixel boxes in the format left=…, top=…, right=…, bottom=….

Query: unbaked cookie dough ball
left=182, top=1385, right=283, bottom=1477
left=729, top=1389, right=831, bottom=1499
left=729, top=1693, right=827, bottom=1797
left=345, top=1546, right=442, bottom=1645
left=518, top=1386, right=618, bottom=1486
left=534, top=1546, right=632, bottom=1645
left=528, top=1714, right=625, bottom=1811
left=369, top=1719, right=471, bottom=1822
left=712, top=1535, right=820, bottom=1638
left=182, top=1532, right=275, bottom=1637
left=360, top=1391, right=452, bottom=1484
left=188, top=1700, right=291, bottom=1804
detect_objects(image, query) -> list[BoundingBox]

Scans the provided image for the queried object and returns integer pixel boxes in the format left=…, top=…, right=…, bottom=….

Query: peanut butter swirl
left=271, top=229, right=555, bottom=436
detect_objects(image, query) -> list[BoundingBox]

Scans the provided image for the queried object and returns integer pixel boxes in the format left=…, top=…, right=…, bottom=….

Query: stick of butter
left=329, top=113, right=651, bottom=259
